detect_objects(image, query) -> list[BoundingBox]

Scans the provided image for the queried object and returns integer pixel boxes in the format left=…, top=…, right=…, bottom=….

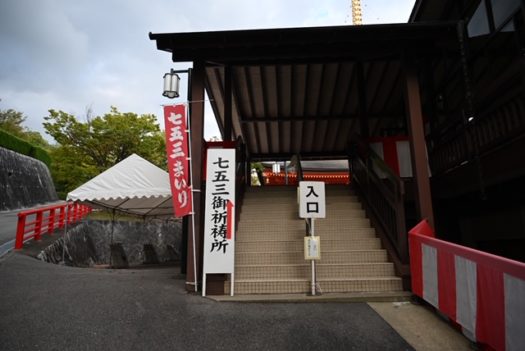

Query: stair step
left=237, top=227, right=377, bottom=239
left=238, top=218, right=371, bottom=229
left=236, top=238, right=381, bottom=252
left=235, top=263, right=395, bottom=280
left=241, top=209, right=367, bottom=219
left=225, top=277, right=402, bottom=294
left=240, top=200, right=363, bottom=206
left=227, top=186, right=402, bottom=295
left=235, top=250, right=388, bottom=265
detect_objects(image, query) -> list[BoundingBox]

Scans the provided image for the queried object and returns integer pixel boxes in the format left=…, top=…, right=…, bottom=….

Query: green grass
left=87, top=210, right=144, bottom=222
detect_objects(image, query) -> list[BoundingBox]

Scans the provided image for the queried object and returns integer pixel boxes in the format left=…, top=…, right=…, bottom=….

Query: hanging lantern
left=163, top=70, right=181, bottom=98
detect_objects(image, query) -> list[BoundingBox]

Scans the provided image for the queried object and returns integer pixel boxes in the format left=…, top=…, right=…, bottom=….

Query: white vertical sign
left=299, top=181, right=326, bottom=218
left=202, top=148, right=236, bottom=296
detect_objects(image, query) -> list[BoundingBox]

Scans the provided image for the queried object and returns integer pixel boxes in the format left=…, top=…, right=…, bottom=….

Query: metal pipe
left=186, top=68, right=199, bottom=293
left=311, top=218, right=316, bottom=296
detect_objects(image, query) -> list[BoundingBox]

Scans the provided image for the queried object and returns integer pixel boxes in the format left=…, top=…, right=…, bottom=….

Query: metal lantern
left=162, top=70, right=180, bottom=98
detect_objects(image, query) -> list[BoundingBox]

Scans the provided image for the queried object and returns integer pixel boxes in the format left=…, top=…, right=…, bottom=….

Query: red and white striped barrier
left=369, top=136, right=412, bottom=178
left=409, top=220, right=525, bottom=351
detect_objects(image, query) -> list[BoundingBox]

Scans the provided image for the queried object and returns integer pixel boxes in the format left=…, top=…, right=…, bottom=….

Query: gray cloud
left=0, top=0, right=415, bottom=140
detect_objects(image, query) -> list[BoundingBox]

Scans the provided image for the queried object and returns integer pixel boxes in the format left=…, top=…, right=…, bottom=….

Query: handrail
left=349, top=134, right=408, bottom=263
left=430, top=94, right=525, bottom=176
left=15, top=202, right=92, bottom=249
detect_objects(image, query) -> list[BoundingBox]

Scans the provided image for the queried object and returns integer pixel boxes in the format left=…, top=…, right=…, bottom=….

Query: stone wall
left=38, top=219, right=182, bottom=267
left=0, top=147, right=58, bottom=211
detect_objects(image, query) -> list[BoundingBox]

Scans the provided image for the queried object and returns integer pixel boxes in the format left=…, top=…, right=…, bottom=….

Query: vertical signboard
left=299, top=181, right=326, bottom=219
left=202, top=148, right=236, bottom=296
left=164, top=104, right=192, bottom=217
left=298, top=181, right=325, bottom=296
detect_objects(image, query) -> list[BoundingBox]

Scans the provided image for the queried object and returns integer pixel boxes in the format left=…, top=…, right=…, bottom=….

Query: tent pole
left=109, top=209, right=115, bottom=267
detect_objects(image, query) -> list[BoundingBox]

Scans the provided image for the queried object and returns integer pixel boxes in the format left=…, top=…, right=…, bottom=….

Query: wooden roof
left=150, top=23, right=457, bottom=160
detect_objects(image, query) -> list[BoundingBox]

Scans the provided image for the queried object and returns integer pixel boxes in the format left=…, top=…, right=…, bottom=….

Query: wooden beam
left=240, top=113, right=401, bottom=123
left=250, top=152, right=348, bottom=161
left=224, top=66, right=233, bottom=141
left=404, top=61, right=435, bottom=228
left=357, top=61, right=369, bottom=137
left=187, top=62, right=206, bottom=292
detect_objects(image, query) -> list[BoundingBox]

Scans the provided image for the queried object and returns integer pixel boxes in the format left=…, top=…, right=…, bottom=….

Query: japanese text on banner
left=164, top=104, right=192, bottom=217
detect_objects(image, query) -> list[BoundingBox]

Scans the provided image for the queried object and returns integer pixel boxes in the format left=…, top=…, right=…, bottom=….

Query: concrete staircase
left=225, top=185, right=403, bottom=295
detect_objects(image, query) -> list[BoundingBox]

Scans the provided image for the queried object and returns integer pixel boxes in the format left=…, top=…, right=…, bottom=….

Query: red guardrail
left=409, top=220, right=525, bottom=351
left=15, top=202, right=92, bottom=249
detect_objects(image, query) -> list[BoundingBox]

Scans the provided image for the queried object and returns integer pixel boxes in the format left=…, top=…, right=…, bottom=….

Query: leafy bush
left=0, top=128, right=52, bottom=167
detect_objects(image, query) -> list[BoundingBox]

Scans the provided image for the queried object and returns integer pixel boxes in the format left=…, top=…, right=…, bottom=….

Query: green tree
left=0, top=109, right=26, bottom=136
left=44, top=107, right=166, bottom=197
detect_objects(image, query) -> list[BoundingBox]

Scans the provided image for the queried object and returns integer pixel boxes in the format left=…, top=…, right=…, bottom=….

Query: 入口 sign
left=299, top=181, right=326, bottom=218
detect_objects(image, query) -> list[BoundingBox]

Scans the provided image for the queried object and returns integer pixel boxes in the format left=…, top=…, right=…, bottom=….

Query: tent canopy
left=67, top=154, right=173, bottom=218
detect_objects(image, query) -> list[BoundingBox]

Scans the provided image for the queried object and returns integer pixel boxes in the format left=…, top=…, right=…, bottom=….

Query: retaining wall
left=0, top=147, right=58, bottom=211
left=38, top=219, right=182, bottom=267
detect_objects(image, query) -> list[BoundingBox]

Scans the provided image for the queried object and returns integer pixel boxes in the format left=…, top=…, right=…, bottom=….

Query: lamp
left=163, top=69, right=181, bottom=98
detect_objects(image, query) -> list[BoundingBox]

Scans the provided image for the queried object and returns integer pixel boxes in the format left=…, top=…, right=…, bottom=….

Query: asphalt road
left=0, top=253, right=414, bottom=351
left=0, top=202, right=64, bottom=257
left=0, top=209, right=27, bottom=257
left=0, top=209, right=21, bottom=245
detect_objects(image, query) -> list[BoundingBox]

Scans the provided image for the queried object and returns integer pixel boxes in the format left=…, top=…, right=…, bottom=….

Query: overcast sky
left=0, top=0, right=415, bottom=141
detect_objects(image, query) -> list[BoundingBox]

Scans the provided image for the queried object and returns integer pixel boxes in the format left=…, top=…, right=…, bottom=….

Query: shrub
left=0, top=129, right=52, bottom=167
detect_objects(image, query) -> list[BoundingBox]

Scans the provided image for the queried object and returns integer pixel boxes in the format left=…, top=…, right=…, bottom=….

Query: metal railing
left=15, top=202, right=91, bottom=249
left=430, top=94, right=525, bottom=176
left=349, top=136, right=408, bottom=262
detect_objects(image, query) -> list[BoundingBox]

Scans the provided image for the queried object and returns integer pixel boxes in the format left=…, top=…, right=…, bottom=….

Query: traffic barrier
left=15, top=202, right=91, bottom=249
left=409, top=219, right=525, bottom=351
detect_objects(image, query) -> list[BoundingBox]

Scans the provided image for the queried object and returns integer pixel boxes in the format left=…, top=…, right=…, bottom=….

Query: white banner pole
left=311, top=218, right=316, bottom=296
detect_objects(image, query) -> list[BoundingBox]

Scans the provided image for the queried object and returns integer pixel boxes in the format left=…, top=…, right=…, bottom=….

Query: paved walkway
left=0, top=253, right=471, bottom=351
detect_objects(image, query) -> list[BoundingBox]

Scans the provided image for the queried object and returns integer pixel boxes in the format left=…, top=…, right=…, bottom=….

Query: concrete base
left=207, top=291, right=412, bottom=303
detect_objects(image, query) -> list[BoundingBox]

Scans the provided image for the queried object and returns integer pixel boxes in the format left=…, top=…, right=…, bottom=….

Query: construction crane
left=352, top=0, right=362, bottom=25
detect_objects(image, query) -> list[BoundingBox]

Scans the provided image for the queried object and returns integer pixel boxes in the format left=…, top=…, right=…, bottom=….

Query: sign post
left=298, top=181, right=326, bottom=296
left=202, top=148, right=236, bottom=296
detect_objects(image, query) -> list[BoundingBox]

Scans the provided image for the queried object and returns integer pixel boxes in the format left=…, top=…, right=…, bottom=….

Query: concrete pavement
left=0, top=253, right=417, bottom=351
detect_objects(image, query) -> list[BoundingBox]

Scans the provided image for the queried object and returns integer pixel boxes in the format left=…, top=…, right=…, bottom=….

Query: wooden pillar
left=187, top=61, right=206, bottom=292
left=423, top=62, right=439, bottom=147
left=357, top=61, right=369, bottom=138
left=224, top=66, right=233, bottom=141
left=404, top=61, right=435, bottom=228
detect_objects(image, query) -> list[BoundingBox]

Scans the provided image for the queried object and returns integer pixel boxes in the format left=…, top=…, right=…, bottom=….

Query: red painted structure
left=262, top=171, right=350, bottom=185
left=410, top=220, right=525, bottom=351
left=15, top=202, right=91, bottom=249
left=368, top=136, right=412, bottom=177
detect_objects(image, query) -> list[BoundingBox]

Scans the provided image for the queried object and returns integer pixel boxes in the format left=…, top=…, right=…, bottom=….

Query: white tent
left=67, top=154, right=173, bottom=218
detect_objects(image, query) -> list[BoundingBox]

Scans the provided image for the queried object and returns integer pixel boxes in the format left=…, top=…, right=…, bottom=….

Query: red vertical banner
left=164, top=104, right=192, bottom=217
